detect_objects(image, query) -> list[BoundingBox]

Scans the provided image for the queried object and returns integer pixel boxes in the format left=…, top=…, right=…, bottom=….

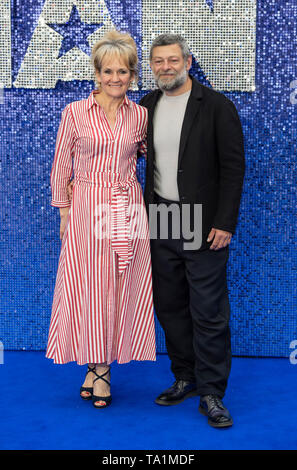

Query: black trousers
left=150, top=193, right=231, bottom=399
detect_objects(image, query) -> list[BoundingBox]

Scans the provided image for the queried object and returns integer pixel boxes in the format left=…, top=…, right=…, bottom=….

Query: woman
left=46, top=30, right=156, bottom=409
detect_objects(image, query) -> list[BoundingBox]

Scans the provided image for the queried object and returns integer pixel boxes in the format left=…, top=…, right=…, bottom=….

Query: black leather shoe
left=199, top=394, right=233, bottom=428
left=155, top=379, right=198, bottom=406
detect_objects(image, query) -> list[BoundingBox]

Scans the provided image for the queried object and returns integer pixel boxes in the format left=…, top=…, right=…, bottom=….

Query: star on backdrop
left=204, top=0, right=214, bottom=12
left=47, top=4, right=102, bottom=58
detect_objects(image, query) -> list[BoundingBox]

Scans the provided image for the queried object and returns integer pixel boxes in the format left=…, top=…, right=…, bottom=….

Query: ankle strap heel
left=80, top=365, right=96, bottom=400
left=92, top=367, right=112, bottom=409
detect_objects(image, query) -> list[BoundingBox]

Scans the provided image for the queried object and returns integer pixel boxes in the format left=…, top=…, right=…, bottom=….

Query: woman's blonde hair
left=91, top=30, right=138, bottom=87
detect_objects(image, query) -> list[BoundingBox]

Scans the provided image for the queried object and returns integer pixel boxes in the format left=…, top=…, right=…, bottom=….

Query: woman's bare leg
left=80, top=363, right=95, bottom=398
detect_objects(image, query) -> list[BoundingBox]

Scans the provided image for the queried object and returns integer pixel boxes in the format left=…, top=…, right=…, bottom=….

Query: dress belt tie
left=75, top=172, right=138, bottom=274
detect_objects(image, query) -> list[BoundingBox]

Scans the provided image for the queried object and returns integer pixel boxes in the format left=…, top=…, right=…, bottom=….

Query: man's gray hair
left=149, top=34, right=191, bottom=61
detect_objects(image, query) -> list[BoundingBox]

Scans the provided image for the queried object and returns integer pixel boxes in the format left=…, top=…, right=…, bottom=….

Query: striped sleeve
left=50, top=104, right=75, bottom=207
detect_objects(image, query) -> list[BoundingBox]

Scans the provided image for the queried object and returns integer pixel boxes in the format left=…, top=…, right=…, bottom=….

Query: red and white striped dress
left=46, top=90, right=156, bottom=365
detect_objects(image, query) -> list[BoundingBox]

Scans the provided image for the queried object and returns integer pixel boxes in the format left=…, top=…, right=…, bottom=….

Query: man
left=139, top=34, right=245, bottom=428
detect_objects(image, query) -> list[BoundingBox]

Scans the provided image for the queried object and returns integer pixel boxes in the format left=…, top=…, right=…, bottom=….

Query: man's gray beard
left=155, top=68, right=188, bottom=92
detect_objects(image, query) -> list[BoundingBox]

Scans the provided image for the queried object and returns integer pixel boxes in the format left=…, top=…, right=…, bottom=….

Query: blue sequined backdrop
left=0, top=1, right=296, bottom=356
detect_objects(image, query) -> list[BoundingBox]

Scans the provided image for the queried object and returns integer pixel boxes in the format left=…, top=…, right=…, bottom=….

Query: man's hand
left=59, top=207, right=70, bottom=240
left=67, top=180, right=74, bottom=201
left=207, top=228, right=232, bottom=250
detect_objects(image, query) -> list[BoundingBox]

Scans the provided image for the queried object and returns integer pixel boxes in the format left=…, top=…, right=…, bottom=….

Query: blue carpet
left=0, top=352, right=296, bottom=450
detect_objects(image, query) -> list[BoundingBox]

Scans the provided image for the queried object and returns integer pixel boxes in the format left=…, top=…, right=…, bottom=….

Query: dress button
left=178, top=169, right=183, bottom=173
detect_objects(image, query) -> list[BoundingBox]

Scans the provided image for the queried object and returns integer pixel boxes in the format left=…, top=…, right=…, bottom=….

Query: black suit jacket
left=138, top=75, right=245, bottom=249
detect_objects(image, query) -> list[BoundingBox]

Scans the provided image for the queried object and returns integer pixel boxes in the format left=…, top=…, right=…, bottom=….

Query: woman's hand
left=67, top=180, right=74, bottom=201
left=59, top=207, right=70, bottom=240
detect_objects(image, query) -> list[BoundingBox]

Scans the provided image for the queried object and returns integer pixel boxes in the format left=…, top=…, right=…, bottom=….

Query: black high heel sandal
left=92, top=367, right=112, bottom=409
left=80, top=365, right=96, bottom=400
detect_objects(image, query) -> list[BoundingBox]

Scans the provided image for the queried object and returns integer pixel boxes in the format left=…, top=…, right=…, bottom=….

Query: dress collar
left=87, top=90, right=132, bottom=111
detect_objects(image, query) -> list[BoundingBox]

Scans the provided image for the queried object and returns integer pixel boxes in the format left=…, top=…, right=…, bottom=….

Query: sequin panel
left=0, top=0, right=296, bottom=356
